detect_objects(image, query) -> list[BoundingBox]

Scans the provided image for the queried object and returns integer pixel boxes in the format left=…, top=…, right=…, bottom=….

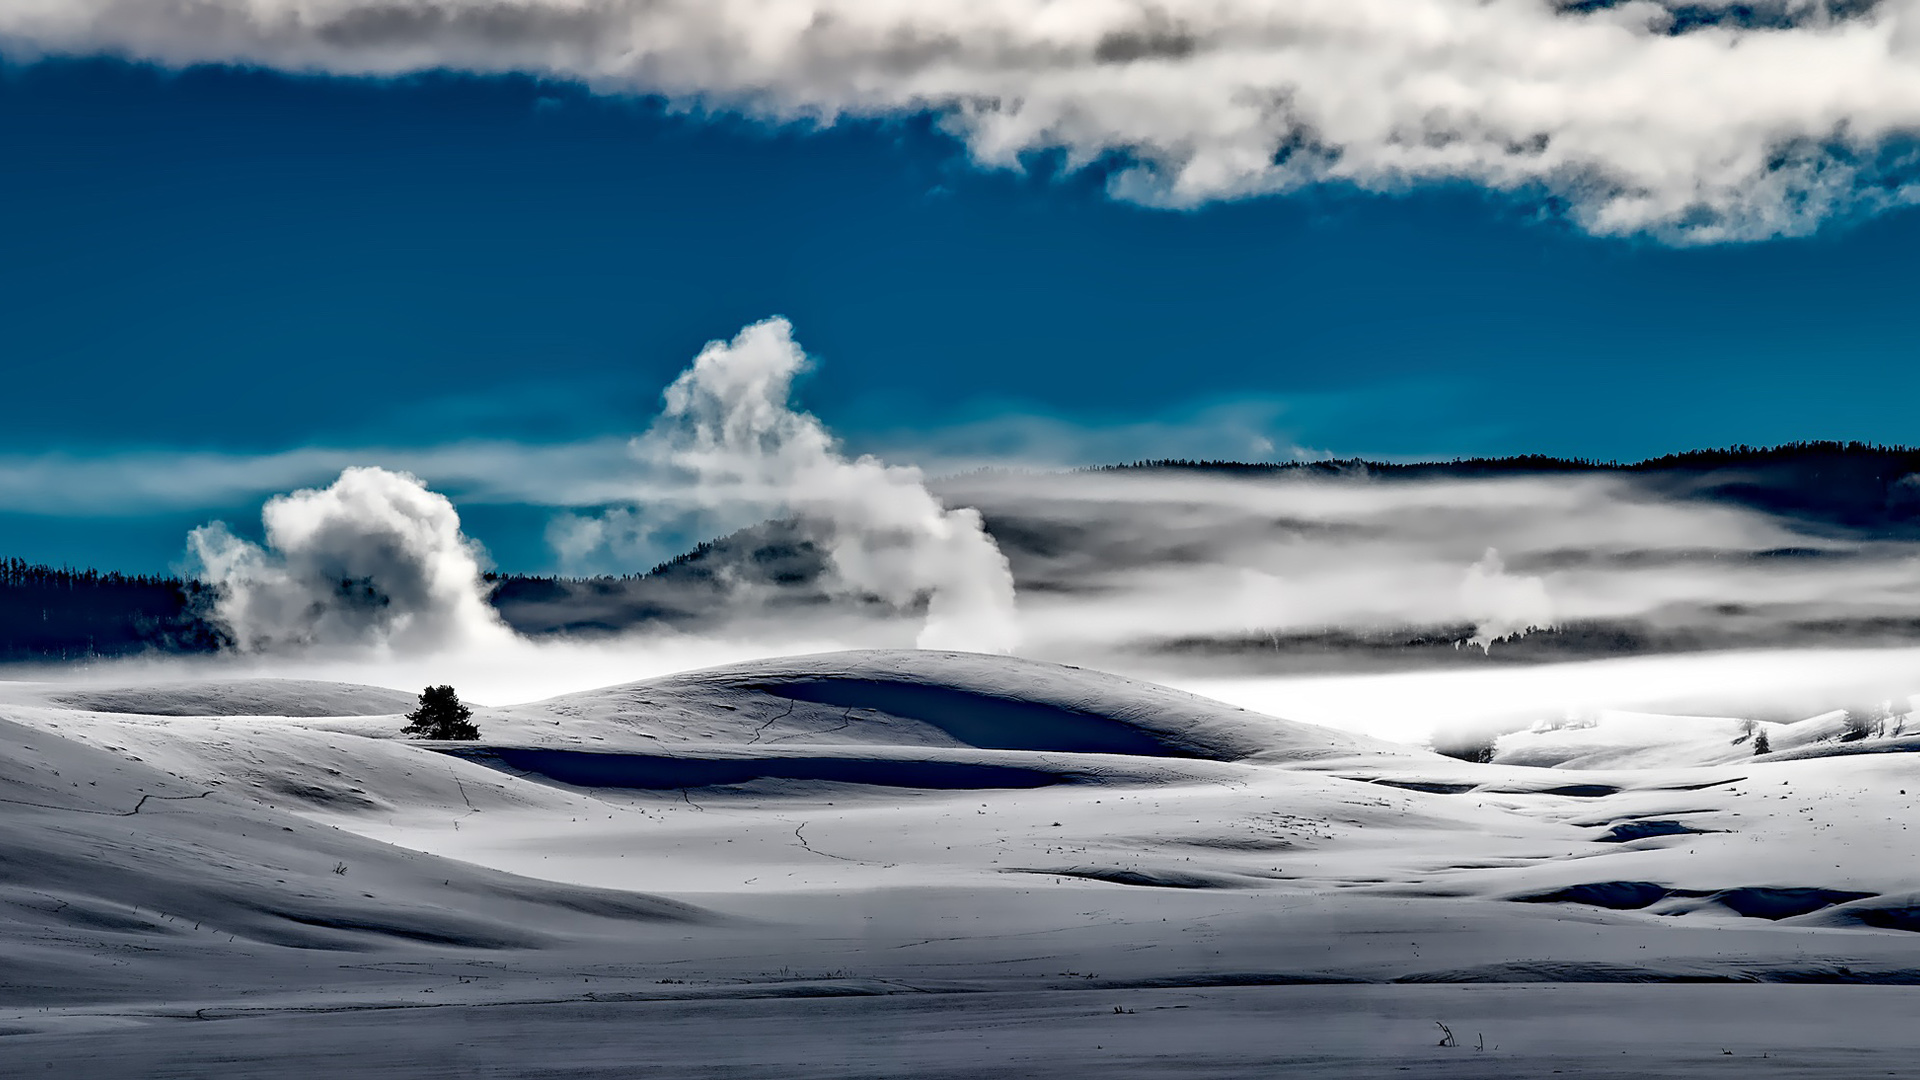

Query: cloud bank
left=558, top=317, right=1020, bottom=652
left=0, top=401, right=1338, bottom=518
left=187, top=465, right=512, bottom=653
left=8, top=0, right=1920, bottom=238
left=0, top=440, right=646, bottom=517
left=934, top=466, right=1920, bottom=663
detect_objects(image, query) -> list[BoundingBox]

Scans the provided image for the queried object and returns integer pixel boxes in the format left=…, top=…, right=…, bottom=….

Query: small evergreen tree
left=403, top=684, right=478, bottom=740
left=1753, top=729, right=1771, bottom=756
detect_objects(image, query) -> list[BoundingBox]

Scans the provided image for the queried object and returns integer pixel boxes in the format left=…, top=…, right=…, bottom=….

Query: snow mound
left=485, top=649, right=1405, bottom=762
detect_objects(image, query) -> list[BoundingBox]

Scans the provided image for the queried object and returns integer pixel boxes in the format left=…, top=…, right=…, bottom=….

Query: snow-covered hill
left=479, top=650, right=1411, bottom=759
left=4, top=649, right=1920, bottom=1076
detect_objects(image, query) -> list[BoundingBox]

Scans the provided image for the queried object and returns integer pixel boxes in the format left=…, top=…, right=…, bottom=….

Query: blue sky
left=4, top=55, right=1920, bottom=573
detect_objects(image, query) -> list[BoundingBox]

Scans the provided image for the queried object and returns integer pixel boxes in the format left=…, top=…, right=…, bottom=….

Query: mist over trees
left=1090, top=441, right=1920, bottom=536
left=9, top=443, right=1920, bottom=664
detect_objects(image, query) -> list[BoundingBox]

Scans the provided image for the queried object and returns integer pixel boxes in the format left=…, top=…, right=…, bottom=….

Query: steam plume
left=187, top=466, right=511, bottom=654
left=572, top=317, right=1020, bottom=652
left=1460, top=547, right=1556, bottom=651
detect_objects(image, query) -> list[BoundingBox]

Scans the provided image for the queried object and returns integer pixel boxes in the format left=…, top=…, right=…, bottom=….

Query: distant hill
left=484, top=518, right=845, bottom=637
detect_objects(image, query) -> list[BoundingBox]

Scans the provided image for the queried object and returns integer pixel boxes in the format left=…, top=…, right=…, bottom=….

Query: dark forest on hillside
left=0, top=559, right=225, bottom=662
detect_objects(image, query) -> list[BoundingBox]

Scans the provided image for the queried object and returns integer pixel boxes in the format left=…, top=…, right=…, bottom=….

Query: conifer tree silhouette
left=403, top=685, right=479, bottom=740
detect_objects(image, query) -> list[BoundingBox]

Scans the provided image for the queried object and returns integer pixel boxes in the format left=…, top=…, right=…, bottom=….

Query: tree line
left=0, top=559, right=225, bottom=662
left=1086, top=440, right=1920, bottom=477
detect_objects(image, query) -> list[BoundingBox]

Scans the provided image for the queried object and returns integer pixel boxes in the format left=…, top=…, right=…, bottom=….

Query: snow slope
left=4, top=649, right=1920, bottom=1076
left=475, top=650, right=1401, bottom=759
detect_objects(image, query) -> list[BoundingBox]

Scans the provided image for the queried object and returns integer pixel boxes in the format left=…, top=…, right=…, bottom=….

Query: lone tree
left=403, top=685, right=479, bottom=741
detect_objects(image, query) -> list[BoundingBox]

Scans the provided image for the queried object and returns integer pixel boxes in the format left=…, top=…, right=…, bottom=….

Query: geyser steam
left=569, top=317, right=1021, bottom=653
left=187, top=466, right=511, bottom=654
left=1460, top=547, right=1555, bottom=652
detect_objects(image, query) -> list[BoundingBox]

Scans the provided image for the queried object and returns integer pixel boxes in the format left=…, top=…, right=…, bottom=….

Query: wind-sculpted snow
left=8, top=651, right=1920, bottom=1075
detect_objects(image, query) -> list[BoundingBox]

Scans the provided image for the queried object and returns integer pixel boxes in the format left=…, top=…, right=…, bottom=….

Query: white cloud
left=0, top=401, right=1340, bottom=518
left=0, top=440, right=643, bottom=516
left=8, top=0, right=1920, bottom=238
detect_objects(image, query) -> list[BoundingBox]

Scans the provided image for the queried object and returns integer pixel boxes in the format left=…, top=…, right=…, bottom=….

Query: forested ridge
left=0, top=559, right=224, bottom=662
